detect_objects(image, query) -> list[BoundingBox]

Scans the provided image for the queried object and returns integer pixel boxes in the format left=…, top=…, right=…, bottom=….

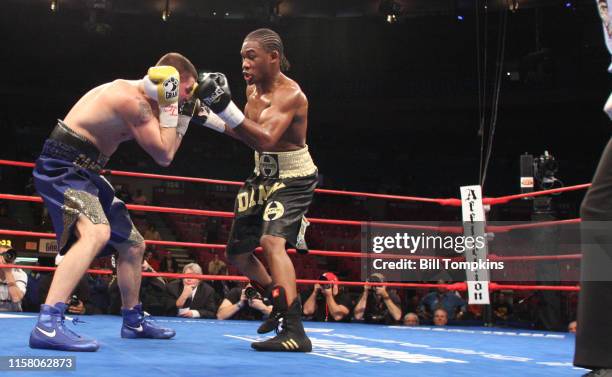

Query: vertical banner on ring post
left=460, top=185, right=490, bottom=305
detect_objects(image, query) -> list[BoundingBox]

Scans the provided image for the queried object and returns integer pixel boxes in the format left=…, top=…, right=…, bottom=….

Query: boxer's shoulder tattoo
left=137, top=98, right=153, bottom=124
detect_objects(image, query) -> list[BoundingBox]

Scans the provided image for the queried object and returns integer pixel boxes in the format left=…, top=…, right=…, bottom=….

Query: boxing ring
left=2, top=313, right=582, bottom=377
left=0, top=159, right=591, bottom=376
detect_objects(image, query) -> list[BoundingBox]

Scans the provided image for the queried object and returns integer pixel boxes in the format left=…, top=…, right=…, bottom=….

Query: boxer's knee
left=118, top=242, right=146, bottom=262
left=75, top=216, right=111, bottom=251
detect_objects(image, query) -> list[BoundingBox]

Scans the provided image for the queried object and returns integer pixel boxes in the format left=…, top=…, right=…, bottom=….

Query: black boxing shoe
left=257, top=285, right=286, bottom=334
left=251, top=297, right=312, bottom=352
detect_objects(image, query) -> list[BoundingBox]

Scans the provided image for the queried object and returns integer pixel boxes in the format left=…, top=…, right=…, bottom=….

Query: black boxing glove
left=195, top=72, right=245, bottom=128
left=178, top=99, right=227, bottom=134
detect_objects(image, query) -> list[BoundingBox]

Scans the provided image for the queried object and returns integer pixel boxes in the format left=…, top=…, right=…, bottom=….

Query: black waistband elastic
left=42, top=120, right=109, bottom=173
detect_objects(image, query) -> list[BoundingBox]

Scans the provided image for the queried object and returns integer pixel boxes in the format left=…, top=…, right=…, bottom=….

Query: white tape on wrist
left=204, top=111, right=227, bottom=133
left=218, top=101, right=245, bottom=129
left=159, top=103, right=178, bottom=128
left=177, top=115, right=191, bottom=137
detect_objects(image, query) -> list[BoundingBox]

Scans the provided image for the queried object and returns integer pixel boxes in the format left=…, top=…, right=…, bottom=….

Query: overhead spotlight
left=457, top=15, right=464, bottom=21
left=50, top=0, right=58, bottom=12
left=162, top=0, right=170, bottom=21
left=379, top=0, right=400, bottom=23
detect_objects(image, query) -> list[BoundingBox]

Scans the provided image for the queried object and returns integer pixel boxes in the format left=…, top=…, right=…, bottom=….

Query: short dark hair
left=245, top=28, right=290, bottom=72
left=156, top=52, right=197, bottom=79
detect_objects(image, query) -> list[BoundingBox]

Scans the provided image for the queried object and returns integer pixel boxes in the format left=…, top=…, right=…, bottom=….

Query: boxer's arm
left=126, top=97, right=184, bottom=167
left=196, top=74, right=302, bottom=150
left=232, top=87, right=303, bottom=151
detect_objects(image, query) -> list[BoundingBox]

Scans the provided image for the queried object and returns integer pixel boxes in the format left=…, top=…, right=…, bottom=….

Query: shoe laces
left=140, top=313, right=164, bottom=329
left=56, top=314, right=83, bottom=339
left=274, top=317, right=285, bottom=336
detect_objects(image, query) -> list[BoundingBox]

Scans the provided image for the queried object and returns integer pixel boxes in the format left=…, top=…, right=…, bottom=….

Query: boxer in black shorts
left=191, top=28, right=315, bottom=352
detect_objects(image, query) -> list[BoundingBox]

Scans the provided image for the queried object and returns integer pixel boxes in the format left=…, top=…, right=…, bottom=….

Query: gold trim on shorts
left=254, top=145, right=317, bottom=179
left=125, top=221, right=145, bottom=246
left=60, top=189, right=109, bottom=251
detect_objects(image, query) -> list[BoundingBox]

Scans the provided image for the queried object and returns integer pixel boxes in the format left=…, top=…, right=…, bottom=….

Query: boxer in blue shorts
left=29, top=53, right=198, bottom=352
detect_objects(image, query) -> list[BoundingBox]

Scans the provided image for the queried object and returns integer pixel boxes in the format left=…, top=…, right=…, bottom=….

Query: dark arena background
left=0, top=0, right=610, bottom=376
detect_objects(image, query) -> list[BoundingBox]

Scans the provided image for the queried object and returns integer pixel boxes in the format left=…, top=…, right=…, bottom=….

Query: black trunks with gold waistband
left=226, top=146, right=318, bottom=255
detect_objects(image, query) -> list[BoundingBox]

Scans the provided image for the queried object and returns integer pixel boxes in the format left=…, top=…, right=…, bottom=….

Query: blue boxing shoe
left=121, top=304, right=175, bottom=339
left=29, top=303, right=99, bottom=352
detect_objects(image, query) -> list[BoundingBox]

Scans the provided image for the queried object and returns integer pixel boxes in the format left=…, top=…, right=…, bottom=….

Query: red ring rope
left=484, top=184, right=591, bottom=205
left=0, top=159, right=591, bottom=206
left=0, top=193, right=583, bottom=235
left=0, top=193, right=468, bottom=231
left=0, top=228, right=582, bottom=265
left=0, top=160, right=461, bottom=206
left=0, top=264, right=580, bottom=291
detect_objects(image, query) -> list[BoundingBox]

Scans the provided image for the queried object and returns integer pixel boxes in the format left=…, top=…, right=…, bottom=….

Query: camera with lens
left=244, top=286, right=261, bottom=300
left=1, top=248, right=17, bottom=264
left=69, top=295, right=79, bottom=307
left=367, top=273, right=385, bottom=300
left=319, top=274, right=333, bottom=290
left=520, top=150, right=561, bottom=192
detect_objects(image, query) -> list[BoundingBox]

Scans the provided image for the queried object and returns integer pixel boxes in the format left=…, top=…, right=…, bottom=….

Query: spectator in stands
left=144, top=250, right=160, bottom=272
left=204, top=218, right=220, bottom=243
left=160, top=253, right=178, bottom=273
left=493, top=292, right=513, bottom=322
left=403, top=312, right=420, bottom=326
left=217, top=283, right=272, bottom=320
left=0, top=202, right=20, bottom=228
left=354, top=273, right=402, bottom=324
left=140, top=258, right=172, bottom=316
left=108, top=255, right=172, bottom=316
left=167, top=263, right=218, bottom=319
left=22, top=268, right=44, bottom=312
left=0, top=242, right=27, bottom=312
left=302, top=272, right=352, bottom=322
left=209, top=265, right=234, bottom=300
left=132, top=189, right=148, bottom=206
left=418, top=280, right=467, bottom=320
left=88, top=273, right=111, bottom=315
left=568, top=320, right=577, bottom=333
left=115, top=184, right=132, bottom=204
left=131, top=189, right=148, bottom=219
left=208, top=253, right=226, bottom=276
left=143, top=224, right=161, bottom=243
left=40, top=264, right=101, bottom=315
left=433, top=308, right=449, bottom=326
